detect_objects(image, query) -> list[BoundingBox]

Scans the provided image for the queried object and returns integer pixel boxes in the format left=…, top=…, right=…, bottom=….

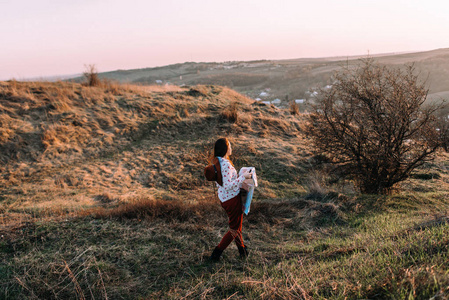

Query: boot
left=237, top=245, right=249, bottom=259
left=210, top=247, right=223, bottom=261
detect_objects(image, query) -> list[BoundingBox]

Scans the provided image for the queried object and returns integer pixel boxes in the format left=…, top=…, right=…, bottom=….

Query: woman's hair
left=214, top=138, right=229, bottom=158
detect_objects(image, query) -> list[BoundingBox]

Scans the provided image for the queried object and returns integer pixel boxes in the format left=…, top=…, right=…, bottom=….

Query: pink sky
left=1, top=0, right=448, bottom=80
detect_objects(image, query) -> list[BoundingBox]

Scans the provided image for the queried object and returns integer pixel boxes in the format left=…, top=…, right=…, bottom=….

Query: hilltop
left=0, top=80, right=307, bottom=223
left=1, top=80, right=449, bottom=299
left=77, top=48, right=449, bottom=108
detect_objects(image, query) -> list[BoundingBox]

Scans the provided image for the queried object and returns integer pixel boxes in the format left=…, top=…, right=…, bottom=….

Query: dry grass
left=0, top=79, right=310, bottom=224
left=2, top=187, right=448, bottom=299
left=131, top=83, right=184, bottom=93
left=84, top=196, right=223, bottom=224
left=221, top=102, right=239, bottom=122
left=2, top=79, right=449, bottom=299
left=304, top=169, right=331, bottom=200
left=289, top=101, right=300, bottom=115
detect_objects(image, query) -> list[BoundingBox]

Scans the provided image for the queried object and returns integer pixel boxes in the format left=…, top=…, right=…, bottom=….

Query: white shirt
left=216, top=157, right=245, bottom=202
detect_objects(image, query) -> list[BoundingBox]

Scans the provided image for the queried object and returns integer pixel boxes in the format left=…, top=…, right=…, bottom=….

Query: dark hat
left=204, top=157, right=223, bottom=186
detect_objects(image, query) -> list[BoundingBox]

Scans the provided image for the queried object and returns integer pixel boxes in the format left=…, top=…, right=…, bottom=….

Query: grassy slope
left=0, top=81, right=306, bottom=217
left=1, top=81, right=449, bottom=299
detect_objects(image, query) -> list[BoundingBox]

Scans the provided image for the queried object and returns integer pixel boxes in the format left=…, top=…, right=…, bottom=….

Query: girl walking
left=209, top=138, right=252, bottom=261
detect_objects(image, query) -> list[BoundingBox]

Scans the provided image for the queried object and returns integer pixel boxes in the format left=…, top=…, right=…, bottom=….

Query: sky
left=1, top=0, right=448, bottom=80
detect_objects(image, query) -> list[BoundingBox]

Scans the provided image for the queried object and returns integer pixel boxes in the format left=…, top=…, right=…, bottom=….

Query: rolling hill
left=84, top=48, right=449, bottom=108
left=0, top=80, right=307, bottom=220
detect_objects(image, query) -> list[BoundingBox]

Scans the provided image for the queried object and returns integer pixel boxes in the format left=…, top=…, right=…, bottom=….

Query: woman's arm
left=221, top=160, right=246, bottom=191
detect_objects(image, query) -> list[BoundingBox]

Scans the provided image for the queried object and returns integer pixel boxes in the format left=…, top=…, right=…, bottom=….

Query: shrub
left=306, top=59, right=447, bottom=194
left=83, top=64, right=101, bottom=87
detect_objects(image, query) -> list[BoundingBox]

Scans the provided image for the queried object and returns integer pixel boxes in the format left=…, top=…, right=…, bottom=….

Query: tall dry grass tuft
left=81, top=194, right=348, bottom=230
left=44, top=83, right=77, bottom=112
left=186, top=85, right=209, bottom=97
left=221, top=102, right=239, bottom=123
left=102, top=79, right=124, bottom=95
left=84, top=197, right=223, bottom=224
left=304, top=169, right=330, bottom=200
left=289, top=101, right=300, bottom=115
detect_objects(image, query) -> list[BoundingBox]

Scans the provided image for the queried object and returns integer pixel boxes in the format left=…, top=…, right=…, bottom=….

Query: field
left=1, top=80, right=449, bottom=299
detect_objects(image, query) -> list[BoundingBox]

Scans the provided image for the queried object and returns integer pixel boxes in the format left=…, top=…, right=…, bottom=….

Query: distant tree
left=83, top=64, right=101, bottom=87
left=306, top=59, right=447, bottom=194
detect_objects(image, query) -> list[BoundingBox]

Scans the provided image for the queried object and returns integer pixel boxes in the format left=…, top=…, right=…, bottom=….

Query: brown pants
left=217, top=193, right=244, bottom=250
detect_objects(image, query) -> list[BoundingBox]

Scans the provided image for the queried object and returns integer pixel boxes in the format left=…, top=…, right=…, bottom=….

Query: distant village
left=154, top=78, right=326, bottom=108
left=148, top=60, right=339, bottom=109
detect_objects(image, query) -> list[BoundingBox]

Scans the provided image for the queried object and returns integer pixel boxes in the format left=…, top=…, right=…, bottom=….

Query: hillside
left=1, top=81, right=449, bottom=299
left=84, top=48, right=449, bottom=108
left=0, top=80, right=307, bottom=225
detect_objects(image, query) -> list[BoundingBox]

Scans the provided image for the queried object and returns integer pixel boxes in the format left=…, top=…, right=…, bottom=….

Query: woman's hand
left=243, top=170, right=252, bottom=179
left=242, top=181, right=251, bottom=191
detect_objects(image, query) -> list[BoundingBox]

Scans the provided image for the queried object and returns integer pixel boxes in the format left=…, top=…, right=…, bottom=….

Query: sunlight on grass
left=1, top=80, right=448, bottom=299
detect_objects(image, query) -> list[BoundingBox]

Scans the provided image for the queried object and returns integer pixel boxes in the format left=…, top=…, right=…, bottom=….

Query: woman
left=210, top=138, right=252, bottom=261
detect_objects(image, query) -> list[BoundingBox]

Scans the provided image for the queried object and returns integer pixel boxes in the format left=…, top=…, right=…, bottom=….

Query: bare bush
left=306, top=59, right=448, bottom=194
left=83, top=64, right=101, bottom=87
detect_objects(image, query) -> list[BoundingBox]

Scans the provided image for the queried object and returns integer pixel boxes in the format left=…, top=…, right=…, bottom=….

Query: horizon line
left=3, top=47, right=447, bottom=82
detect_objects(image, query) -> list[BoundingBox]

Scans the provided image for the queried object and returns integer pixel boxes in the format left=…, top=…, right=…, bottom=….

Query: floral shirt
left=216, top=157, right=245, bottom=202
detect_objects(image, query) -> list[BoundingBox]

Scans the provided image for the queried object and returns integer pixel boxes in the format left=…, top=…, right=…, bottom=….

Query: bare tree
left=306, top=59, right=447, bottom=194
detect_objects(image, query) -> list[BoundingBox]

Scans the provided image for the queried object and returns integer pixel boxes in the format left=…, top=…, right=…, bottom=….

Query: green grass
left=1, top=190, right=449, bottom=299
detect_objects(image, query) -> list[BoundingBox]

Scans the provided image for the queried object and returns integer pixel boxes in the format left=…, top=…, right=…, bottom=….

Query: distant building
left=155, top=80, right=163, bottom=84
left=295, top=99, right=305, bottom=104
left=259, top=92, right=269, bottom=97
left=255, top=98, right=262, bottom=101
left=261, top=101, right=271, bottom=105
left=272, top=99, right=281, bottom=104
